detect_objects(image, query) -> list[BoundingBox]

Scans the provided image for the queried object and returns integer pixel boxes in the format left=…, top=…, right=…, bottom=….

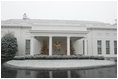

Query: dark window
left=83, top=40, right=85, bottom=55
left=114, top=41, right=117, bottom=54
left=25, top=40, right=30, bottom=55
left=106, top=40, right=110, bottom=54
left=97, top=40, right=102, bottom=54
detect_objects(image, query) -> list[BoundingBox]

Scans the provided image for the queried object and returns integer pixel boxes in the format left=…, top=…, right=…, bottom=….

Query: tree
left=1, top=33, right=18, bottom=62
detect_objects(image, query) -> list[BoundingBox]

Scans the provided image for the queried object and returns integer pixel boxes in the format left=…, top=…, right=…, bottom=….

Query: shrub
left=1, top=33, right=18, bottom=62
left=13, top=55, right=104, bottom=60
left=14, top=56, right=25, bottom=60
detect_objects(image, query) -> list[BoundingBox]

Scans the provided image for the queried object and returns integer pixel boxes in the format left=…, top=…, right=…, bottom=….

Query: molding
left=29, top=30, right=89, bottom=34
left=87, top=27, right=117, bottom=30
left=32, top=24, right=85, bottom=27
left=1, top=25, right=31, bottom=28
left=1, top=24, right=85, bottom=27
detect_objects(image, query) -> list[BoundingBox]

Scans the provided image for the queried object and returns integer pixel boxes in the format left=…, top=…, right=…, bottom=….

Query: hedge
left=13, top=55, right=104, bottom=60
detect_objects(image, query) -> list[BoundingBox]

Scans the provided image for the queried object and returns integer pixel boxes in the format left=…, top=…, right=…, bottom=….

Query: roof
left=1, top=19, right=111, bottom=27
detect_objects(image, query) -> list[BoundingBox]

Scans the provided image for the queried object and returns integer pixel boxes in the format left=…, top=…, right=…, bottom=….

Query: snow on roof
left=1, top=19, right=113, bottom=28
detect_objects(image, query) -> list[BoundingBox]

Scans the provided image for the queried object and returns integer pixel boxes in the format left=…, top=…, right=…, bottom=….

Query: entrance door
left=52, top=37, right=67, bottom=55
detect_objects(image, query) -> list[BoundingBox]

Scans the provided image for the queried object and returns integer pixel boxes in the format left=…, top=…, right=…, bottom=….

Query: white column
left=30, top=36, right=35, bottom=55
left=84, top=39, right=88, bottom=56
left=67, top=36, right=70, bottom=56
left=49, top=36, right=52, bottom=56
left=67, top=70, right=71, bottom=78
left=49, top=71, right=53, bottom=78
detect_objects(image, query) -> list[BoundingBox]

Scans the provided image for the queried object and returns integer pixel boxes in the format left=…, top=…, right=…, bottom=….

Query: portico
left=29, top=22, right=88, bottom=56
left=30, top=34, right=88, bottom=56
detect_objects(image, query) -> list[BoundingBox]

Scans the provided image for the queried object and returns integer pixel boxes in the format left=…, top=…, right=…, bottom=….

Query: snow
left=4, top=59, right=115, bottom=70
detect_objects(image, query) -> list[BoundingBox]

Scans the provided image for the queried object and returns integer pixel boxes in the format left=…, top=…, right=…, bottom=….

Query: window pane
left=97, top=40, right=102, bottom=54
left=106, top=41, right=110, bottom=54
left=83, top=40, right=85, bottom=55
left=98, top=48, right=101, bottom=54
left=114, top=41, right=117, bottom=54
left=26, top=40, right=30, bottom=55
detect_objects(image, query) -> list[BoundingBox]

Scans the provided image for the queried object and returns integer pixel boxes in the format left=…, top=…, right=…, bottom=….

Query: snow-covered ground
left=4, top=59, right=115, bottom=70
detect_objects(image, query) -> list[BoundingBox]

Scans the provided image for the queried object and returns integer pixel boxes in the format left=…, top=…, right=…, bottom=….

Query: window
left=97, top=40, right=102, bottom=54
left=83, top=40, right=85, bottom=55
left=25, top=40, right=30, bottom=55
left=114, top=41, right=117, bottom=54
left=106, top=40, right=110, bottom=54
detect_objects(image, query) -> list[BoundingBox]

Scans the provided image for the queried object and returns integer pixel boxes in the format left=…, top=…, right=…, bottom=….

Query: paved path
left=4, top=59, right=115, bottom=70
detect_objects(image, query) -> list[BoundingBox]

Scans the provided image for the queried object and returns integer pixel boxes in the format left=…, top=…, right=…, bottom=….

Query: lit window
left=25, top=40, right=30, bottom=55
left=106, top=40, right=110, bottom=54
left=97, top=40, right=102, bottom=54
left=114, top=41, right=117, bottom=54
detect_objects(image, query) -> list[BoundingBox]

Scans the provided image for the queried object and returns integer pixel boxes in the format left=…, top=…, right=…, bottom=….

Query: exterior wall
left=1, top=27, right=31, bottom=56
left=33, top=38, right=41, bottom=55
left=35, top=37, right=48, bottom=55
left=32, top=25, right=87, bottom=31
left=72, top=39, right=84, bottom=55
left=87, top=28, right=117, bottom=57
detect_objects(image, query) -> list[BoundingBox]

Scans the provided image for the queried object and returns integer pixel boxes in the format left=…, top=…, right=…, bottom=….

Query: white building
left=1, top=17, right=117, bottom=58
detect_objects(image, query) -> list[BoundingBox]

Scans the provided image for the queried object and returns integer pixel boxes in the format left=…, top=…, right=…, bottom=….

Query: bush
left=14, top=56, right=25, bottom=60
left=13, top=55, right=104, bottom=60
left=1, top=33, right=18, bottom=62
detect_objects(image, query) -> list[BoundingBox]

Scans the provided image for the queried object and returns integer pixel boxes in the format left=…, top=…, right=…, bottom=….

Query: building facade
left=1, top=18, right=117, bottom=58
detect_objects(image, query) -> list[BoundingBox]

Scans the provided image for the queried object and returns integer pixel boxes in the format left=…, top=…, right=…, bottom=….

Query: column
left=67, top=70, right=71, bottom=78
left=30, top=36, right=35, bottom=55
left=49, top=36, right=52, bottom=56
left=49, top=71, right=53, bottom=78
left=84, top=38, right=88, bottom=56
left=67, top=36, right=70, bottom=56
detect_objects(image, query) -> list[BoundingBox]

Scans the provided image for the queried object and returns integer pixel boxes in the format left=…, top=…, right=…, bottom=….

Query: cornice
left=30, top=30, right=89, bottom=34
left=87, top=27, right=117, bottom=30
left=1, top=25, right=31, bottom=28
